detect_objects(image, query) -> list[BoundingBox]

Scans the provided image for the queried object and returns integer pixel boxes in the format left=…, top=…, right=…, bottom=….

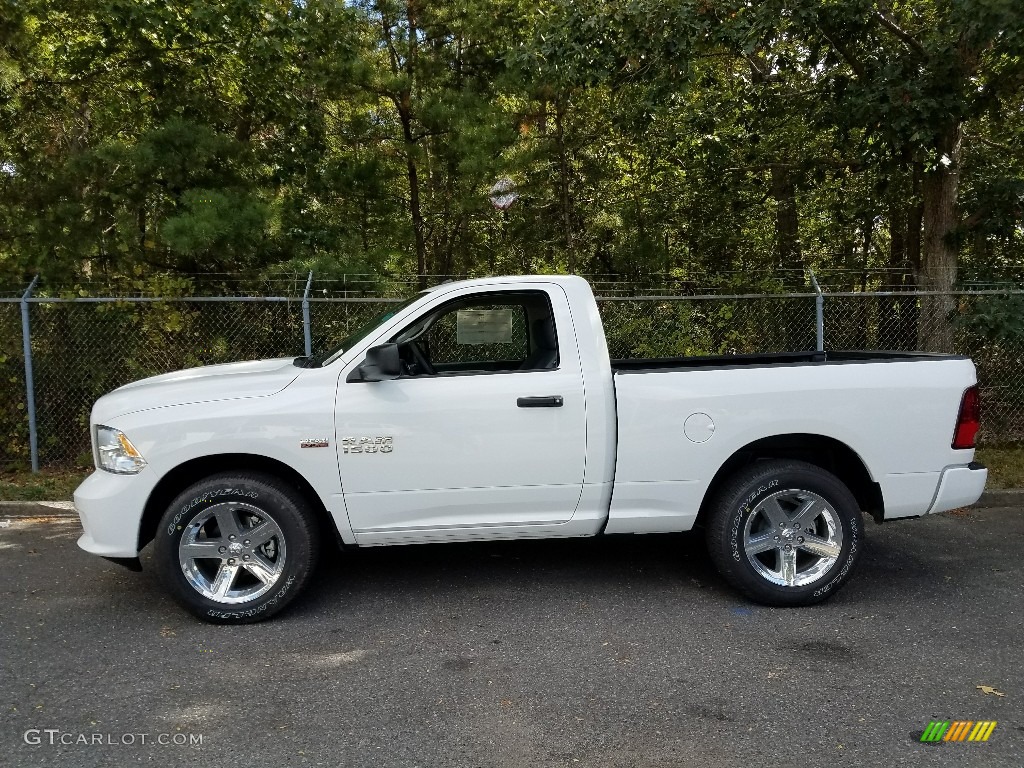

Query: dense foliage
left=2, top=0, right=1024, bottom=347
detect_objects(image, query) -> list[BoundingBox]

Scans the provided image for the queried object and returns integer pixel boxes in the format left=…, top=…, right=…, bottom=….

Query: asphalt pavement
left=1, top=504, right=1022, bottom=768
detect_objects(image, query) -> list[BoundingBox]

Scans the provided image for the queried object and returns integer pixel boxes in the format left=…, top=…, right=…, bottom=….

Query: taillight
left=952, top=386, right=981, bottom=449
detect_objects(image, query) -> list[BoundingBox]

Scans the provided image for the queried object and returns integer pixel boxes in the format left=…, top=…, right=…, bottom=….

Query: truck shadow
left=305, top=530, right=737, bottom=609
left=125, top=515, right=953, bottom=621
left=297, top=516, right=948, bottom=616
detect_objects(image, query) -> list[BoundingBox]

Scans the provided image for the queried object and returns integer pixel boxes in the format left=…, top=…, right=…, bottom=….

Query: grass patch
left=975, top=445, right=1024, bottom=490
left=0, top=468, right=90, bottom=501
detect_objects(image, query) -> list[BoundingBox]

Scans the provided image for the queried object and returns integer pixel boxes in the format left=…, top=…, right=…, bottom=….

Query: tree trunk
left=138, top=202, right=147, bottom=258
left=401, top=0, right=427, bottom=288
left=887, top=200, right=906, bottom=289
left=769, top=164, right=804, bottom=347
left=860, top=214, right=872, bottom=292
left=553, top=98, right=574, bottom=273
left=917, top=125, right=962, bottom=351
left=400, top=101, right=427, bottom=288
left=907, top=161, right=923, bottom=276
left=881, top=197, right=917, bottom=349
left=770, top=164, right=801, bottom=287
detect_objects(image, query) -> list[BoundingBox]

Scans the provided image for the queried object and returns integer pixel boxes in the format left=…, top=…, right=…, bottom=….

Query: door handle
left=517, top=395, right=563, bottom=408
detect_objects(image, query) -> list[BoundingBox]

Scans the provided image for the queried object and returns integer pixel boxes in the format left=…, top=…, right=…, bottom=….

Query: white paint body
left=74, top=276, right=987, bottom=559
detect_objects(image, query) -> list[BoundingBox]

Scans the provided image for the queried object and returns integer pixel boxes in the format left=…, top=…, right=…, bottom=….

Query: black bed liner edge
left=612, top=350, right=970, bottom=374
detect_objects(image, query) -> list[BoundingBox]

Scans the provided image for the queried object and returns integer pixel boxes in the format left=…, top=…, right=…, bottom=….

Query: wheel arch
left=139, top=454, right=337, bottom=552
left=695, top=433, right=884, bottom=527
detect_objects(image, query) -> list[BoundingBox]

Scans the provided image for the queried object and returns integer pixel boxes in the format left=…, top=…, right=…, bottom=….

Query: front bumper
left=926, top=462, right=988, bottom=515
left=74, top=469, right=157, bottom=558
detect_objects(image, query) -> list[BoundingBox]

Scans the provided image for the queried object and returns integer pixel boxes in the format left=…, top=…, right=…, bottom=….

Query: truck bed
left=607, top=347, right=979, bottom=535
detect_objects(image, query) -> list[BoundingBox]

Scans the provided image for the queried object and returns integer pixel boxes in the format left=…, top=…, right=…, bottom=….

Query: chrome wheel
left=742, top=488, right=844, bottom=588
left=178, top=502, right=287, bottom=604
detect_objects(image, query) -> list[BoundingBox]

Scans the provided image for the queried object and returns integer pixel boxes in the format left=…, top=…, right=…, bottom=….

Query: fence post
left=808, top=269, right=824, bottom=352
left=20, top=275, right=40, bottom=472
left=302, top=271, right=313, bottom=357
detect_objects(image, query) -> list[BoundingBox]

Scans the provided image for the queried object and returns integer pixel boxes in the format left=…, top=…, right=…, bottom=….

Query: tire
left=154, top=472, right=320, bottom=623
left=705, top=460, right=863, bottom=606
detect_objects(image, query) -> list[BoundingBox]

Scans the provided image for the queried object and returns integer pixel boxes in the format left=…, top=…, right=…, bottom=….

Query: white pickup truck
left=74, top=275, right=987, bottom=622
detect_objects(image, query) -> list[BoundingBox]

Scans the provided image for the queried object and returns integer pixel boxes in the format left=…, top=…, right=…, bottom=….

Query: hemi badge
left=300, top=438, right=330, bottom=449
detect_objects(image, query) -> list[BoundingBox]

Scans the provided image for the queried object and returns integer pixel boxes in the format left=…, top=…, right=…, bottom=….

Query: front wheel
left=154, top=473, right=320, bottom=623
left=705, top=460, right=863, bottom=606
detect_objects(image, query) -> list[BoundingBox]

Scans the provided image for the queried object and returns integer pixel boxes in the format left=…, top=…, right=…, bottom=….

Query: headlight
left=96, top=426, right=148, bottom=474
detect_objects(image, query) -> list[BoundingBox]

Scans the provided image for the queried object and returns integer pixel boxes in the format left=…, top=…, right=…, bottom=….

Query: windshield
left=308, top=295, right=422, bottom=367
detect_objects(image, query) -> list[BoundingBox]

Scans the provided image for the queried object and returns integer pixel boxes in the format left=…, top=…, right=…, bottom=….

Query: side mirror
left=348, top=343, right=402, bottom=382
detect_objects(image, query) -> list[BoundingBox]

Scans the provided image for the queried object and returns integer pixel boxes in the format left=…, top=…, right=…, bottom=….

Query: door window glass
left=393, top=290, right=557, bottom=375
left=427, top=302, right=528, bottom=366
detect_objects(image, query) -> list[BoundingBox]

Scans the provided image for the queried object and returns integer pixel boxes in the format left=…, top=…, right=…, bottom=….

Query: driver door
left=335, top=286, right=587, bottom=544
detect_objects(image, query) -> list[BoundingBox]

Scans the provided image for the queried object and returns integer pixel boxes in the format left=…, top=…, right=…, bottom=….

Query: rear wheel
left=154, top=472, right=320, bottom=623
left=705, top=460, right=863, bottom=606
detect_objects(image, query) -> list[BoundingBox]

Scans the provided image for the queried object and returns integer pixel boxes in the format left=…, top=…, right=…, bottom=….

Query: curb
left=0, top=501, right=77, bottom=516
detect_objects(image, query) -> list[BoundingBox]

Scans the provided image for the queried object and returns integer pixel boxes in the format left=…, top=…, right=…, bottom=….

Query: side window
left=393, top=290, right=558, bottom=375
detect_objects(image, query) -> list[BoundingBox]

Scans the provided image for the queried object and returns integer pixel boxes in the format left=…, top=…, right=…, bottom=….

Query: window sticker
left=456, top=308, right=514, bottom=344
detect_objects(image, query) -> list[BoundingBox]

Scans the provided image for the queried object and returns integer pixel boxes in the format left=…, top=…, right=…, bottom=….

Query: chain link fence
left=1, top=302, right=28, bottom=466
left=824, top=292, right=1024, bottom=443
left=2, top=289, right=1021, bottom=469
left=599, top=295, right=819, bottom=359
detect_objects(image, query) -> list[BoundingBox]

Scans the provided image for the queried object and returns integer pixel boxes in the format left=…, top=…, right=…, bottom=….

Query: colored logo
left=920, top=721, right=997, bottom=742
